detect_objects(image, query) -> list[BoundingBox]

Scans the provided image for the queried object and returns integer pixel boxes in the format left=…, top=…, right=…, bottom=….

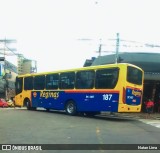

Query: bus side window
left=34, top=75, right=45, bottom=90
left=76, top=70, right=95, bottom=89
left=46, top=74, right=59, bottom=89
left=24, top=76, right=33, bottom=90
left=59, top=72, right=75, bottom=89
left=95, top=68, right=119, bottom=89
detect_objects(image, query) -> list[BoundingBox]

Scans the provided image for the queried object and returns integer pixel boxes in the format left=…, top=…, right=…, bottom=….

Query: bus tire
left=65, top=101, right=77, bottom=116
left=25, top=99, right=31, bottom=110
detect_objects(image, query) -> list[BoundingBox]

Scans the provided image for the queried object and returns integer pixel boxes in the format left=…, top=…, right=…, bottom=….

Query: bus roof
left=17, top=63, right=143, bottom=77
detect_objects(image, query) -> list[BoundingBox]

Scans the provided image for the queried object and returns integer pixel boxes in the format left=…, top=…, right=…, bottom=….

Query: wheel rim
left=67, top=103, right=74, bottom=114
left=26, top=101, right=29, bottom=107
left=26, top=100, right=31, bottom=109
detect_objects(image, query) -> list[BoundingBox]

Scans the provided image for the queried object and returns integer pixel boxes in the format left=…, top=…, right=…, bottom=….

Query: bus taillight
left=123, top=87, right=126, bottom=104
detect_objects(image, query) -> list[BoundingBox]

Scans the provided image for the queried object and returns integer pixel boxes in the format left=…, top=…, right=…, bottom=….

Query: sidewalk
left=101, top=112, right=160, bottom=120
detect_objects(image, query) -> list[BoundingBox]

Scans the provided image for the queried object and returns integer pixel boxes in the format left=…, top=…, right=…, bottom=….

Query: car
left=0, top=98, right=8, bottom=108
left=7, top=99, right=15, bottom=107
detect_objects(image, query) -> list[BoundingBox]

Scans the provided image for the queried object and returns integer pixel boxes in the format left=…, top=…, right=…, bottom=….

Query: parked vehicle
left=0, top=98, right=8, bottom=107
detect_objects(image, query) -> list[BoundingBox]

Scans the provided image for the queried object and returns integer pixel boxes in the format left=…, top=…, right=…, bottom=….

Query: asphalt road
left=0, top=108, right=160, bottom=153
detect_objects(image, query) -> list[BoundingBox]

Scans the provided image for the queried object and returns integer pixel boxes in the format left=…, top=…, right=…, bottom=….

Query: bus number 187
left=103, top=94, right=112, bottom=101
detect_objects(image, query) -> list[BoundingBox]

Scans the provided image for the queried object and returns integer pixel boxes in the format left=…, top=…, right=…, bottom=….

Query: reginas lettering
left=132, top=90, right=141, bottom=97
left=40, top=91, right=59, bottom=99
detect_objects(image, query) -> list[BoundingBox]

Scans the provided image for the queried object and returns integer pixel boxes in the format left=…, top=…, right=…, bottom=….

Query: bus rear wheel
left=65, top=101, right=77, bottom=116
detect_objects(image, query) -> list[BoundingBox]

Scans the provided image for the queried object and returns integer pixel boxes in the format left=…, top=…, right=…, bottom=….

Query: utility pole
left=115, top=33, right=120, bottom=63
left=4, top=38, right=7, bottom=100
left=98, top=39, right=102, bottom=56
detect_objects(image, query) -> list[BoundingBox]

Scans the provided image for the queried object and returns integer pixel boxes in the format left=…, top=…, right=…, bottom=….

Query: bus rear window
left=127, top=66, right=142, bottom=85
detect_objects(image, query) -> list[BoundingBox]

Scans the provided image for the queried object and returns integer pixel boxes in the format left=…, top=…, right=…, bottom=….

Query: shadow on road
left=15, top=107, right=136, bottom=122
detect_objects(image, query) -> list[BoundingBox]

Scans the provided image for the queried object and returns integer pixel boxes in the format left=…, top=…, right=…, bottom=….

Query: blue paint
left=31, top=91, right=119, bottom=112
left=126, top=88, right=142, bottom=105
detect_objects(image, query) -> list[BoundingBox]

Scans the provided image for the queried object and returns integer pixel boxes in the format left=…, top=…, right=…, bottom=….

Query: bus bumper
left=118, top=104, right=141, bottom=112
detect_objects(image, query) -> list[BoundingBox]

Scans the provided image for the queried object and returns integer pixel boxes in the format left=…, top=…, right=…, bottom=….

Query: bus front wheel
left=26, top=100, right=31, bottom=110
left=25, top=99, right=36, bottom=110
left=65, top=101, right=77, bottom=116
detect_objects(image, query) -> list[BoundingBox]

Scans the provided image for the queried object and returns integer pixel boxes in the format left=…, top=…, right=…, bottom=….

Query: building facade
left=0, top=57, right=17, bottom=100
left=17, top=54, right=37, bottom=75
left=0, top=55, right=37, bottom=100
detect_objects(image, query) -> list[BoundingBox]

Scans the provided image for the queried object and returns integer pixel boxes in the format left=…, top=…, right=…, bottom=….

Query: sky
left=0, top=0, right=160, bottom=72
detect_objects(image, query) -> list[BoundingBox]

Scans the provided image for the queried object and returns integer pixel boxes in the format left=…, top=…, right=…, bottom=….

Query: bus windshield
left=127, top=66, right=143, bottom=85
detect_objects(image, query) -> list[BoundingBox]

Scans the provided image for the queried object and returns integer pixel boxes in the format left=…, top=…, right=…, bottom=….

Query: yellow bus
left=15, top=63, right=144, bottom=116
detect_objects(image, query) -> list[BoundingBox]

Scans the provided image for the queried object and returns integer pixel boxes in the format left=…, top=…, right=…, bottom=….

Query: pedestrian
left=145, top=99, right=154, bottom=118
